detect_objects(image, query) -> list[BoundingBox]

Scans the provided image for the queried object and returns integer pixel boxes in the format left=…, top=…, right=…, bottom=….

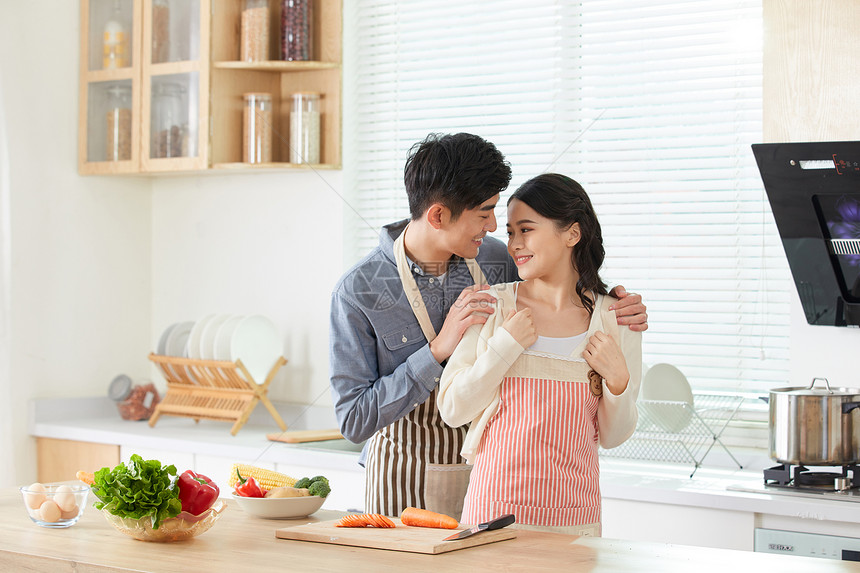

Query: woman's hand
left=501, top=308, right=538, bottom=349
left=583, top=331, right=629, bottom=395
left=608, top=285, right=648, bottom=332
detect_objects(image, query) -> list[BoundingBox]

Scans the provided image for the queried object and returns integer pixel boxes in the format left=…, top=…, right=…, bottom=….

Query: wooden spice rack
left=147, top=353, right=288, bottom=436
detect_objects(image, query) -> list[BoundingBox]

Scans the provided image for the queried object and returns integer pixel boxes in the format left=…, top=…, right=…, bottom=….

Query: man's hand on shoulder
left=429, top=284, right=496, bottom=363
left=608, top=285, right=648, bottom=332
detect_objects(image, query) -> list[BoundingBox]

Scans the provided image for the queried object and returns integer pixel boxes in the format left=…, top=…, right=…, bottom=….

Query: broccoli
left=295, top=475, right=331, bottom=497
left=308, top=480, right=331, bottom=498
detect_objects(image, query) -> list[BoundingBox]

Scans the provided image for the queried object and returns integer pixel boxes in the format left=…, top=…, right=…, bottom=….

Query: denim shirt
left=329, top=219, right=519, bottom=465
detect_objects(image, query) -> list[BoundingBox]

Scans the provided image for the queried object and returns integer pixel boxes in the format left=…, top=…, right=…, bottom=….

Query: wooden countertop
left=1, top=489, right=858, bottom=572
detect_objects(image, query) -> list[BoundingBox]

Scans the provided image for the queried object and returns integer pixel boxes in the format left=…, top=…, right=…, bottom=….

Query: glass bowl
left=20, top=481, right=90, bottom=528
left=101, top=500, right=226, bottom=542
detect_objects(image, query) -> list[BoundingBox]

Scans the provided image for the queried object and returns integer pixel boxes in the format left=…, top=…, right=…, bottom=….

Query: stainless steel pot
left=769, top=378, right=860, bottom=465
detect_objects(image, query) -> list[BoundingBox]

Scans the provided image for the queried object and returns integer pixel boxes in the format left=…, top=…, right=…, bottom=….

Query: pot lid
left=771, top=377, right=860, bottom=396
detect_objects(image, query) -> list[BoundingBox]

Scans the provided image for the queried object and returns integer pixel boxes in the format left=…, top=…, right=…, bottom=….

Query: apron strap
left=393, top=224, right=489, bottom=343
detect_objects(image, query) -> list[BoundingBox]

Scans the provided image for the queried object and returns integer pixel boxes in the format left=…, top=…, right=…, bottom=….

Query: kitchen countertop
left=29, top=397, right=860, bottom=527
left=2, top=490, right=857, bottom=573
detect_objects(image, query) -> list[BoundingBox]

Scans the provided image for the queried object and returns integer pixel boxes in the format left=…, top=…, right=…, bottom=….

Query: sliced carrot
left=335, top=513, right=395, bottom=528
left=400, top=507, right=458, bottom=529
left=76, top=470, right=95, bottom=485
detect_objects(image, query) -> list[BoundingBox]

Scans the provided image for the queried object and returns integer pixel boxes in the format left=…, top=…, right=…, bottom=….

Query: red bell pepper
left=233, top=470, right=266, bottom=498
left=177, top=470, right=220, bottom=515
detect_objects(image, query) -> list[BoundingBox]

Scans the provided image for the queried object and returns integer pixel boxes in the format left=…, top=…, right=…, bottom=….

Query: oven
left=754, top=528, right=860, bottom=561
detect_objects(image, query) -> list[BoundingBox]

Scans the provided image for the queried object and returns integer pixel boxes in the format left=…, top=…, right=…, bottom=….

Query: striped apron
left=364, top=225, right=486, bottom=517
left=460, top=351, right=603, bottom=532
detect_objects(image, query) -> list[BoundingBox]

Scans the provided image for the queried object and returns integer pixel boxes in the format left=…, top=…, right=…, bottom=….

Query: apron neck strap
left=393, top=224, right=488, bottom=342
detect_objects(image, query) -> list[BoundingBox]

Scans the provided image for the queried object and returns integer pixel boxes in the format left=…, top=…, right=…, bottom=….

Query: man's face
left=442, top=194, right=499, bottom=259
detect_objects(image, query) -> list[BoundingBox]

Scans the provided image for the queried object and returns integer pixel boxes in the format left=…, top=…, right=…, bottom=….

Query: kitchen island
left=1, top=490, right=858, bottom=573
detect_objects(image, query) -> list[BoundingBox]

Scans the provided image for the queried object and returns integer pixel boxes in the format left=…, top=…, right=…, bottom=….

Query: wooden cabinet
left=78, top=0, right=341, bottom=175
left=36, top=438, right=120, bottom=483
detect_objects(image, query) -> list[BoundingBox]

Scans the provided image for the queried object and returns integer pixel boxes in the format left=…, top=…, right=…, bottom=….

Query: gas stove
left=727, top=463, right=860, bottom=502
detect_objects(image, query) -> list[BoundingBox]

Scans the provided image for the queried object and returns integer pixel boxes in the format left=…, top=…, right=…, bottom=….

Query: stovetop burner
left=763, top=463, right=860, bottom=492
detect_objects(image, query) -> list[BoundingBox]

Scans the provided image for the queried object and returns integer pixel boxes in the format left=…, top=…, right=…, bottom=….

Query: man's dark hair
left=404, top=133, right=512, bottom=221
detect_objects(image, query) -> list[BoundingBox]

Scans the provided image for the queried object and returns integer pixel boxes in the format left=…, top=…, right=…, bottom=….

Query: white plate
left=165, top=321, right=194, bottom=357
left=199, top=314, right=231, bottom=360
left=156, top=323, right=176, bottom=355
left=186, top=315, right=216, bottom=360
left=214, top=315, right=244, bottom=360
left=230, top=494, right=325, bottom=519
left=230, top=315, right=281, bottom=384
left=640, top=363, right=694, bottom=433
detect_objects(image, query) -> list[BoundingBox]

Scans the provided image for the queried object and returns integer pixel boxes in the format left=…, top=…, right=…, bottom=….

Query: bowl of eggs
left=20, top=481, right=90, bottom=528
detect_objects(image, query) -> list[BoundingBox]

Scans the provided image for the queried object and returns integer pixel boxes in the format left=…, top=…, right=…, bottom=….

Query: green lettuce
left=91, top=454, right=182, bottom=530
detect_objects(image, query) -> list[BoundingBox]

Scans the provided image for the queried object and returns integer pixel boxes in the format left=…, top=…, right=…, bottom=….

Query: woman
left=437, top=173, right=642, bottom=536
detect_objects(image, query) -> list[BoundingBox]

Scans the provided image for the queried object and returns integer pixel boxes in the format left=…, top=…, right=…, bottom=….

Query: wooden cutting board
left=275, top=518, right=517, bottom=554
left=266, top=429, right=343, bottom=443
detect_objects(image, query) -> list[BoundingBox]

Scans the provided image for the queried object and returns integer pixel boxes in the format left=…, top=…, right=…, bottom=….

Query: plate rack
left=599, top=394, right=745, bottom=477
left=147, top=353, right=288, bottom=436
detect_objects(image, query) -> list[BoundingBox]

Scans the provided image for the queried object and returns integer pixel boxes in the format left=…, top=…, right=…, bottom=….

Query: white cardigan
left=437, top=282, right=642, bottom=464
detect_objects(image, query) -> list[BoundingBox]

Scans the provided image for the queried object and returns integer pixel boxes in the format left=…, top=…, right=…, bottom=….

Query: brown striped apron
left=364, top=225, right=485, bottom=517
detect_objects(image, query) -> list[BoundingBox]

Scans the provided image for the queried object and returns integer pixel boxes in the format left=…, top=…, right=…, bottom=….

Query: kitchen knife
left=443, top=513, right=516, bottom=541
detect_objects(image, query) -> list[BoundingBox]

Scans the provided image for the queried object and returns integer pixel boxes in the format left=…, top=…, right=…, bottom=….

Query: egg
left=25, top=483, right=46, bottom=510
left=54, top=485, right=77, bottom=512
left=60, top=506, right=80, bottom=520
left=39, top=499, right=62, bottom=523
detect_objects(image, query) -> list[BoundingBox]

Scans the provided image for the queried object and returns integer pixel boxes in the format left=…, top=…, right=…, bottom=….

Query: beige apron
left=363, top=225, right=485, bottom=518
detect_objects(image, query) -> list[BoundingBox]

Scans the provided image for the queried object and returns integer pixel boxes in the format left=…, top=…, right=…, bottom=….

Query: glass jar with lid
left=152, top=0, right=170, bottom=63
left=151, top=82, right=186, bottom=158
left=280, top=0, right=312, bottom=61
left=103, top=0, right=129, bottom=69
left=105, top=85, right=132, bottom=161
left=241, top=0, right=269, bottom=61
left=289, top=92, right=320, bottom=164
left=243, top=92, right=272, bottom=163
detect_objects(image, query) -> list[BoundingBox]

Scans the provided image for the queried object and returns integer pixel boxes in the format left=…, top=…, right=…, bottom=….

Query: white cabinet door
left=602, top=498, right=754, bottom=550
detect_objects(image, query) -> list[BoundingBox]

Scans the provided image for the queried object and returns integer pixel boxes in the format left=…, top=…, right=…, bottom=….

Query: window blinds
left=343, top=0, right=790, bottom=395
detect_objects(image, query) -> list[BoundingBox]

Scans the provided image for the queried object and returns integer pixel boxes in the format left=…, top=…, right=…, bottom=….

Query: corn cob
left=228, top=463, right=297, bottom=490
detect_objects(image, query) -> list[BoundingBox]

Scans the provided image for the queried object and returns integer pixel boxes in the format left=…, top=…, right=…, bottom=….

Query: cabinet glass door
left=142, top=0, right=209, bottom=171
left=79, top=0, right=141, bottom=174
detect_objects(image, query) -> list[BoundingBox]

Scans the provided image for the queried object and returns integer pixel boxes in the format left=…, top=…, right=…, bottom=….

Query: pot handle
left=809, top=377, right=834, bottom=394
left=843, top=402, right=860, bottom=415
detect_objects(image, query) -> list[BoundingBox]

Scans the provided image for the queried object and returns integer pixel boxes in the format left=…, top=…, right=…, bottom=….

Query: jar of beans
left=243, top=92, right=272, bottom=163
left=241, top=0, right=269, bottom=61
left=289, top=92, right=320, bottom=164
left=108, top=375, right=161, bottom=421
left=280, top=0, right=312, bottom=61
left=105, top=85, right=132, bottom=162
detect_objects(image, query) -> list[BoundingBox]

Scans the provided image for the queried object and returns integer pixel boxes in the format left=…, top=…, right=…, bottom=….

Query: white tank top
left=528, top=333, right=587, bottom=356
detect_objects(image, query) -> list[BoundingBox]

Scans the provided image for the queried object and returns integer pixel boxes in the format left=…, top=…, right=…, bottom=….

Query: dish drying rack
left=600, top=394, right=745, bottom=477
left=147, top=353, right=288, bottom=436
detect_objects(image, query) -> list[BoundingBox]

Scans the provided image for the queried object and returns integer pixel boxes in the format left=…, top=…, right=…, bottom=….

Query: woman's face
left=506, top=199, right=578, bottom=281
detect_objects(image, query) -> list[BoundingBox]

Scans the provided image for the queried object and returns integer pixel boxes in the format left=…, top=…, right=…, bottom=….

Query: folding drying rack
left=147, top=353, right=288, bottom=436
left=600, top=394, right=745, bottom=477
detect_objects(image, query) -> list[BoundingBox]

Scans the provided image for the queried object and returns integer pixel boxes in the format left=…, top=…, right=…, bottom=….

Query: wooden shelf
left=213, top=60, right=340, bottom=72
left=85, top=68, right=135, bottom=83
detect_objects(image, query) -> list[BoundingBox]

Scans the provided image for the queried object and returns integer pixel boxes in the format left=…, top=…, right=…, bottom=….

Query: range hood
left=753, top=141, right=860, bottom=327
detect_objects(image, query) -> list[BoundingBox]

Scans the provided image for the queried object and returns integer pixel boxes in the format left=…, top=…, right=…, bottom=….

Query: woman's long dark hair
left=508, top=173, right=607, bottom=316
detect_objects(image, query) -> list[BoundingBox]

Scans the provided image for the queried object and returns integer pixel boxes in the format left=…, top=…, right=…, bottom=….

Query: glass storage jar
left=243, top=93, right=272, bottom=163
left=103, top=0, right=129, bottom=69
left=280, top=0, right=312, bottom=61
left=105, top=85, right=132, bottom=161
left=151, top=82, right=186, bottom=158
left=108, top=375, right=161, bottom=421
left=151, top=0, right=170, bottom=63
left=289, top=92, right=320, bottom=164
left=241, top=0, right=269, bottom=61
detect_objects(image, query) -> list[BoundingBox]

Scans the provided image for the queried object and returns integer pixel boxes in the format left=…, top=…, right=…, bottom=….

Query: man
left=330, top=133, right=647, bottom=516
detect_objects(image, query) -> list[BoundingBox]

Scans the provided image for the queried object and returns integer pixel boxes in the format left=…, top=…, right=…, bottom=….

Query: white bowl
left=640, top=363, right=694, bottom=433
left=231, top=494, right=325, bottom=519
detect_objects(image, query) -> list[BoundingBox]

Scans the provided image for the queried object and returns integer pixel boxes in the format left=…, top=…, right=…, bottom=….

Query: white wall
left=149, top=170, right=343, bottom=405
left=0, top=1, right=152, bottom=485
left=763, top=0, right=860, bottom=389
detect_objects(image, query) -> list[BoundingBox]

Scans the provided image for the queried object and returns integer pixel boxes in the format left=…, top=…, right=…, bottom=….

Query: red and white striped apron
left=461, top=352, right=601, bottom=528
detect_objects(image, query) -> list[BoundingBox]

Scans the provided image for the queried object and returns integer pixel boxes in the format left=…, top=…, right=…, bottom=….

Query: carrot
left=399, top=507, right=459, bottom=529
left=76, top=470, right=95, bottom=485
left=335, top=513, right=395, bottom=528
